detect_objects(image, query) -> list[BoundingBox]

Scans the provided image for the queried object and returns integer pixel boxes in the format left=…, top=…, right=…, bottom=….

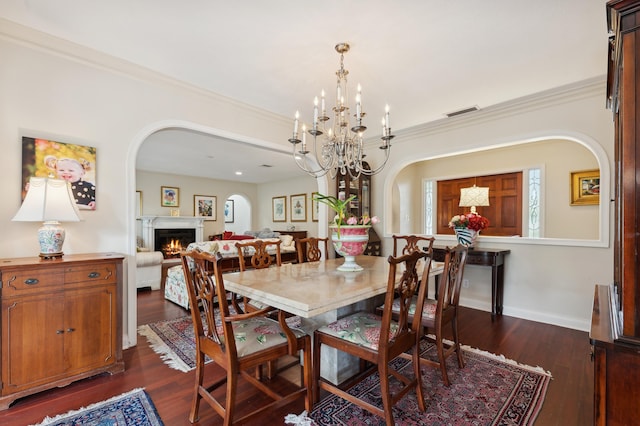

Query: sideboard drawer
left=65, top=263, right=118, bottom=285
left=1, top=268, right=64, bottom=296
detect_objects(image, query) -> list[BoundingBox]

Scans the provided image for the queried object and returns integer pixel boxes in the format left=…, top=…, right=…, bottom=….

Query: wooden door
left=2, top=294, right=65, bottom=393
left=63, top=285, right=117, bottom=374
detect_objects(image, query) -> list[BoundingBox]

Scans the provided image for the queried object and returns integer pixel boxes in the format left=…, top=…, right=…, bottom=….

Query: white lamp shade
left=13, top=177, right=81, bottom=222
left=459, top=185, right=490, bottom=208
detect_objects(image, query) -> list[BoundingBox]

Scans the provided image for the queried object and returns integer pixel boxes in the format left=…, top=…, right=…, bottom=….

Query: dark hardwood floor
left=0, top=288, right=593, bottom=425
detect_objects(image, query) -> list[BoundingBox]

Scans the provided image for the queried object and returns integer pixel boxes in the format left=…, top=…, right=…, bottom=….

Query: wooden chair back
left=392, top=235, right=435, bottom=257
left=235, top=239, right=282, bottom=271
left=296, top=237, right=329, bottom=263
left=437, top=244, right=468, bottom=312
left=181, top=249, right=312, bottom=424
left=313, top=250, right=432, bottom=424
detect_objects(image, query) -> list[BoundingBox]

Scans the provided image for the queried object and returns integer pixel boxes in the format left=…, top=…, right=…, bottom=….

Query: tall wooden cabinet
left=0, top=253, right=124, bottom=409
left=590, top=1, right=640, bottom=424
left=335, top=162, right=381, bottom=255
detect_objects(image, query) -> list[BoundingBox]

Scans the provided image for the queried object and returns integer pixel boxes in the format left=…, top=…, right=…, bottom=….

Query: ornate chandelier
left=288, top=43, right=394, bottom=179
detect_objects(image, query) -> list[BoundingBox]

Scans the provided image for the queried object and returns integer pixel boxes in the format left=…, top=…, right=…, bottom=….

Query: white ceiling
left=1, top=0, right=609, bottom=183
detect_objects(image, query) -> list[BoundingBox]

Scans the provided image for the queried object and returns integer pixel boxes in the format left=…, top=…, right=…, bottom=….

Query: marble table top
left=223, top=256, right=443, bottom=318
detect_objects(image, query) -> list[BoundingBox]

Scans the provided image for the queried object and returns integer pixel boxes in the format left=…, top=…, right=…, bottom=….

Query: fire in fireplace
left=155, top=228, right=196, bottom=258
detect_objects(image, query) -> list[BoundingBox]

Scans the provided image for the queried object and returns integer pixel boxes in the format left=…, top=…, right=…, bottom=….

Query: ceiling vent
left=445, top=106, right=479, bottom=118
left=260, top=164, right=273, bottom=168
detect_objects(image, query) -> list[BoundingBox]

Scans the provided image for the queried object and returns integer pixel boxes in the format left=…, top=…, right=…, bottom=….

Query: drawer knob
left=88, top=272, right=101, bottom=279
left=67, top=328, right=75, bottom=333
left=56, top=329, right=64, bottom=334
left=24, top=278, right=39, bottom=285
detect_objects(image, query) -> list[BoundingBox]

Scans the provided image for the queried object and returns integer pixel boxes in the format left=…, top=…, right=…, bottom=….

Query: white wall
left=0, top=20, right=614, bottom=350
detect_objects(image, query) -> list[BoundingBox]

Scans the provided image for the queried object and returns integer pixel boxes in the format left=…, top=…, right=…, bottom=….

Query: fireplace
left=155, top=228, right=196, bottom=258
left=140, top=216, right=205, bottom=256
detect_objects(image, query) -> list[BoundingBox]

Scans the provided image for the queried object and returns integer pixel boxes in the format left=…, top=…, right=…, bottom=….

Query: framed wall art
left=21, top=136, right=97, bottom=210
left=161, top=186, right=179, bottom=207
left=272, top=196, right=286, bottom=222
left=136, top=191, right=142, bottom=218
left=570, top=169, right=600, bottom=206
left=194, top=195, right=216, bottom=220
left=311, top=191, right=319, bottom=222
left=225, top=199, right=234, bottom=223
left=290, top=193, right=307, bottom=222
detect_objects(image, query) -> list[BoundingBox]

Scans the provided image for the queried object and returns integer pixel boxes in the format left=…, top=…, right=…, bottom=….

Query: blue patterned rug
left=32, top=388, right=164, bottom=426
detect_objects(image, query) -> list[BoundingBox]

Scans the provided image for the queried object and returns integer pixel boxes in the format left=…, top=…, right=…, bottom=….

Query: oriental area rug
left=32, top=388, right=164, bottom=426
left=286, top=340, right=552, bottom=426
left=138, top=315, right=205, bottom=372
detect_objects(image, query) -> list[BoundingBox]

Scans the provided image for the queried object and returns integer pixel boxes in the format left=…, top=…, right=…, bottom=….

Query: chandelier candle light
left=289, top=43, right=394, bottom=179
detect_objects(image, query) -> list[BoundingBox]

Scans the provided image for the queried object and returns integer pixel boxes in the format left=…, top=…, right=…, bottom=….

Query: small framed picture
left=570, top=169, right=600, bottom=206
left=194, top=195, right=216, bottom=220
left=290, top=193, right=307, bottom=222
left=311, top=191, right=319, bottom=222
left=136, top=191, right=142, bottom=218
left=161, top=186, right=179, bottom=207
left=225, top=199, right=234, bottom=223
left=272, top=196, right=287, bottom=222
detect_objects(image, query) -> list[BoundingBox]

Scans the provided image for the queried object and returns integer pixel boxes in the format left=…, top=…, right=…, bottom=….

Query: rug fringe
left=138, top=324, right=191, bottom=373
left=284, top=410, right=317, bottom=426
left=425, top=334, right=553, bottom=377
left=31, top=388, right=145, bottom=426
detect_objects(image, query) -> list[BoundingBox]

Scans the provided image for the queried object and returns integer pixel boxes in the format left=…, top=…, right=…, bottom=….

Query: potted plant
left=313, top=193, right=379, bottom=271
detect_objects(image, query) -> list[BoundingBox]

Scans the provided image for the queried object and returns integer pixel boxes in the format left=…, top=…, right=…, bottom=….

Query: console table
left=432, top=246, right=510, bottom=317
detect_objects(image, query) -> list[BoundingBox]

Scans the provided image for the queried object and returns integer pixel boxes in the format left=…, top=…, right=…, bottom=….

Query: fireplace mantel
left=140, top=216, right=205, bottom=250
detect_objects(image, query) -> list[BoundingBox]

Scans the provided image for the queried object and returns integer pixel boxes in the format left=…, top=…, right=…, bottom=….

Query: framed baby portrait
left=194, top=194, right=216, bottom=220
left=21, top=136, right=97, bottom=210
left=161, top=186, right=180, bottom=207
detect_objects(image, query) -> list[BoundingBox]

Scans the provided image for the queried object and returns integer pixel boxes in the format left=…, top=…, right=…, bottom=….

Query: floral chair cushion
left=217, top=316, right=306, bottom=358
left=316, top=312, right=399, bottom=350
left=389, top=295, right=437, bottom=319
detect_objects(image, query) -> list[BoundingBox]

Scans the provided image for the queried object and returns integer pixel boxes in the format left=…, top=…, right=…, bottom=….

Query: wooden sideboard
left=0, top=253, right=124, bottom=409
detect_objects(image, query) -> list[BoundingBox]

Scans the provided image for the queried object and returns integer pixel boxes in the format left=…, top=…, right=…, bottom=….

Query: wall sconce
left=459, top=184, right=490, bottom=214
left=12, top=177, right=81, bottom=259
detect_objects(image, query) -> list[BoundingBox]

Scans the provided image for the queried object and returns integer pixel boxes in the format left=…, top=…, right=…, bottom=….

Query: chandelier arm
left=292, top=139, right=331, bottom=178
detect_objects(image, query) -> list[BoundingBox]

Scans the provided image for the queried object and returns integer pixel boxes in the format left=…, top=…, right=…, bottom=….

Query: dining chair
left=181, top=249, right=312, bottom=425
left=296, top=237, right=329, bottom=263
left=313, top=250, right=432, bottom=425
left=382, top=244, right=468, bottom=386
left=234, top=239, right=282, bottom=313
left=392, top=234, right=435, bottom=257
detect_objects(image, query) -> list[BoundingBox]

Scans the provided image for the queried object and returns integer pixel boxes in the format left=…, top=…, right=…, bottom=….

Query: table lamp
left=459, top=184, right=490, bottom=214
left=13, top=177, right=81, bottom=259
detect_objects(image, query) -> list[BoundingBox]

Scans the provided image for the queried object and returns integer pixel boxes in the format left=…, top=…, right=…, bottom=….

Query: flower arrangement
left=313, top=193, right=379, bottom=238
left=448, top=212, right=490, bottom=231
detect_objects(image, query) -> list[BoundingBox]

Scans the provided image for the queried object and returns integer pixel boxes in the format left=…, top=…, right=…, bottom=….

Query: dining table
left=223, top=255, right=443, bottom=384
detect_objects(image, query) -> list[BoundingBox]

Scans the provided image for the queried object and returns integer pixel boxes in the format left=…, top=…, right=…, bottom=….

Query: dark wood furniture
left=335, top=162, right=381, bottom=256
left=0, top=253, right=124, bottom=410
left=432, top=246, right=509, bottom=317
left=181, top=250, right=312, bottom=424
left=590, top=2, right=640, bottom=424
left=313, top=251, right=429, bottom=424
left=392, top=235, right=435, bottom=256
left=275, top=230, right=308, bottom=263
left=296, top=237, right=329, bottom=263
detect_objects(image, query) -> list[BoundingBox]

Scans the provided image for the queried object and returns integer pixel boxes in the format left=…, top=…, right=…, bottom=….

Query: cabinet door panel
left=2, top=295, right=65, bottom=393
left=63, top=285, right=116, bottom=374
